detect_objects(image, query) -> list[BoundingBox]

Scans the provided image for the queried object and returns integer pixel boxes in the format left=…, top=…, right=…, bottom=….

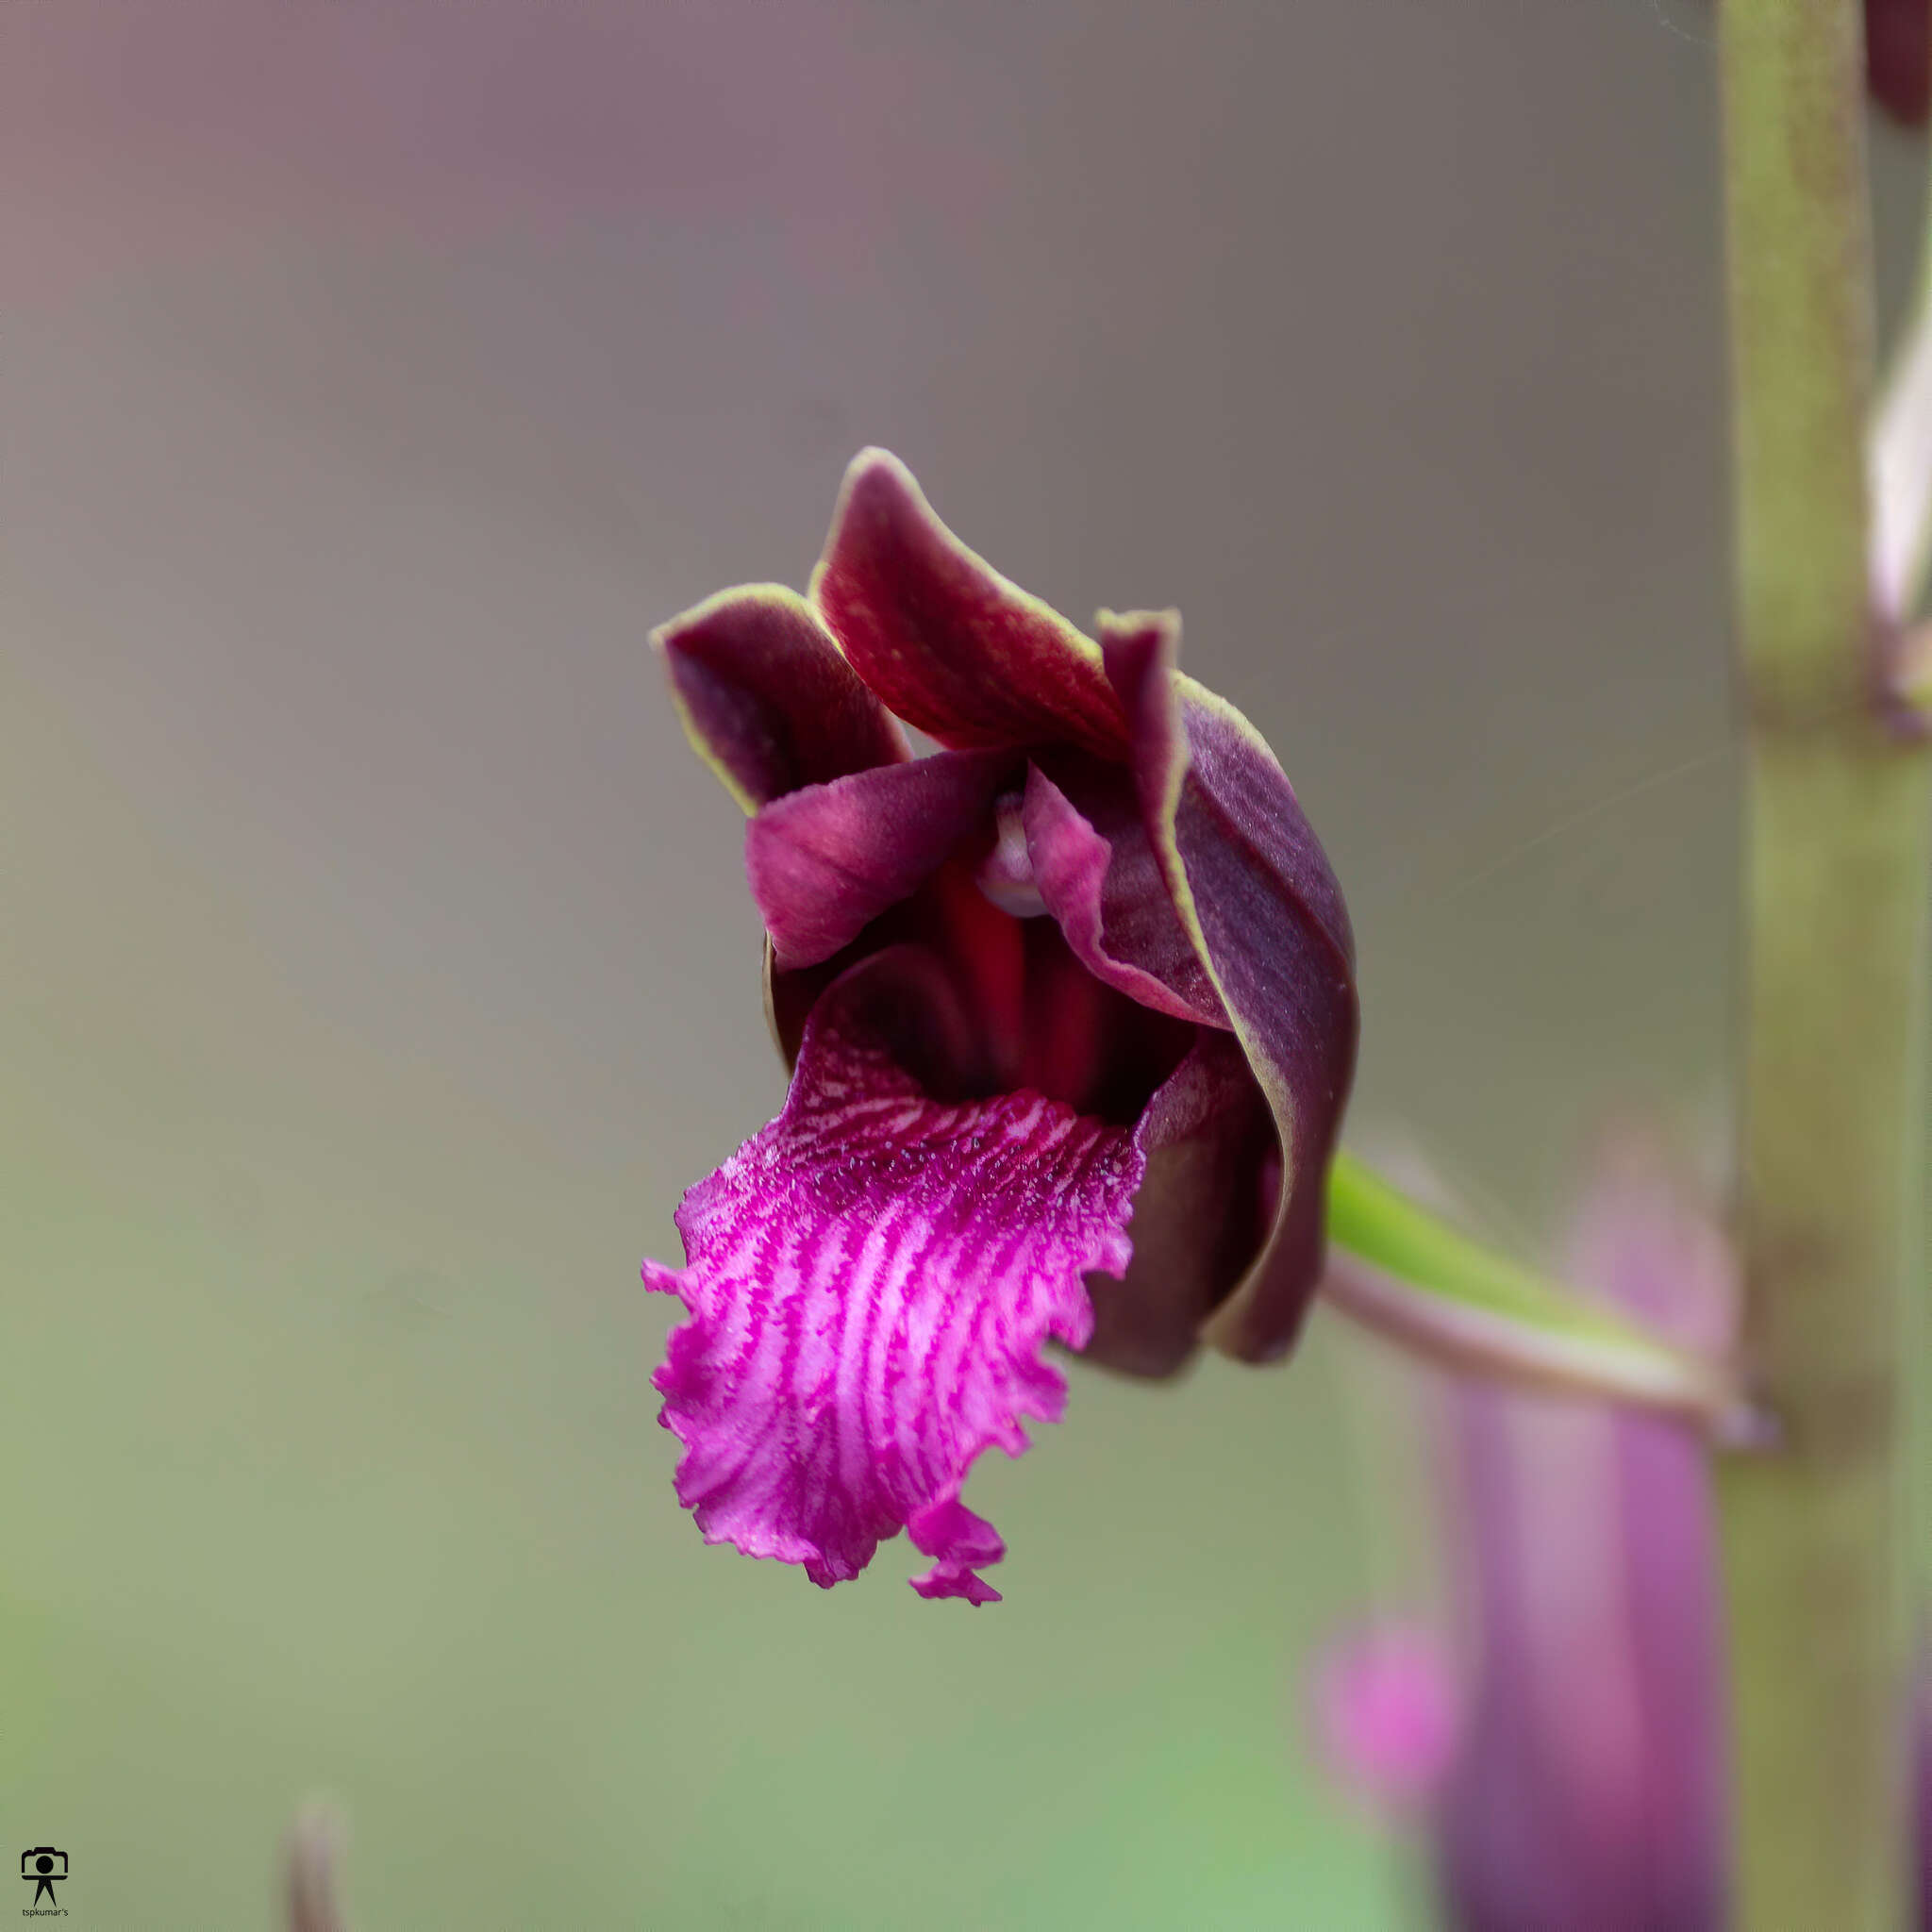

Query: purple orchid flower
left=1315, top=1139, right=1736, bottom=1927
left=1316, top=1142, right=1932, bottom=1927
left=1432, top=1142, right=1734, bottom=1932
left=642, top=449, right=1358, bottom=1602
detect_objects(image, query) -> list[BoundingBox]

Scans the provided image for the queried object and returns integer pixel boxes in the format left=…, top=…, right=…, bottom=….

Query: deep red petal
left=656, top=584, right=908, bottom=809
left=1023, top=756, right=1226, bottom=1027
left=746, top=749, right=1016, bottom=968
left=810, top=449, right=1128, bottom=758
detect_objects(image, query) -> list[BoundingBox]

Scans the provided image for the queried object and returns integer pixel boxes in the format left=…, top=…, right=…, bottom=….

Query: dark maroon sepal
left=811, top=450, right=1128, bottom=758
left=1102, top=611, right=1359, bottom=1362
left=655, top=584, right=908, bottom=809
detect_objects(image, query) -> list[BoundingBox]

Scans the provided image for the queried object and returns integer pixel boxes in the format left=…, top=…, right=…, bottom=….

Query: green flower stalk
left=1716, top=0, right=1932, bottom=1923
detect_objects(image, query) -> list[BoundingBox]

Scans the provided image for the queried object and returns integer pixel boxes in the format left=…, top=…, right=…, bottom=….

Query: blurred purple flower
left=1439, top=1143, right=1734, bottom=1931
left=1314, top=1140, right=1736, bottom=1926
left=642, top=450, right=1357, bottom=1601
left=1315, top=1624, right=1462, bottom=1810
left=1315, top=1142, right=1932, bottom=1925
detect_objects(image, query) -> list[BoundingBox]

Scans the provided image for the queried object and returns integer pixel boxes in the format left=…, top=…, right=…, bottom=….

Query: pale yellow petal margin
left=808, top=447, right=1108, bottom=677
left=651, top=582, right=908, bottom=815
left=1186, top=694, right=1316, bottom=1357
left=651, top=584, right=822, bottom=816
left=807, top=449, right=1131, bottom=758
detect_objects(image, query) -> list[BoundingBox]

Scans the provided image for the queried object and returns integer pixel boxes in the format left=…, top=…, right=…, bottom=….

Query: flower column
left=1717, top=0, right=1932, bottom=1924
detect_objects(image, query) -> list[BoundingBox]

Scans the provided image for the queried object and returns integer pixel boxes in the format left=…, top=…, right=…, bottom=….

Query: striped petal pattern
left=643, top=956, right=1142, bottom=1602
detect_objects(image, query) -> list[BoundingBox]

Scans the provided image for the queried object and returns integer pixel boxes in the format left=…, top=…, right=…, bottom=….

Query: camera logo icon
left=21, top=1848, right=67, bottom=1907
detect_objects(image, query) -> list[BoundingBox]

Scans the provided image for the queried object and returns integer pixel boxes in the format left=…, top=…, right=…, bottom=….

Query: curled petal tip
left=840, top=443, right=921, bottom=492
left=812, top=451, right=1128, bottom=756
left=1095, top=607, right=1183, bottom=654
left=908, top=1495, right=1007, bottom=1603
left=654, top=583, right=907, bottom=810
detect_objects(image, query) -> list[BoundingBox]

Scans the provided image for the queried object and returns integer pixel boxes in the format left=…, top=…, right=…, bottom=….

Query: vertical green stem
left=1717, top=3, right=1932, bottom=1926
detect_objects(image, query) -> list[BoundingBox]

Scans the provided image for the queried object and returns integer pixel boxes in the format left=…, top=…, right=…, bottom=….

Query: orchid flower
left=642, top=449, right=1357, bottom=1602
left=1316, top=1141, right=1932, bottom=1928
left=1314, top=1141, right=1735, bottom=1924
left=1425, top=1142, right=1734, bottom=1931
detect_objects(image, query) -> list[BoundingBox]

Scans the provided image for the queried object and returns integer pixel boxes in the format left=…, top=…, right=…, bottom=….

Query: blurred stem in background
left=1717, top=0, right=1932, bottom=1924
left=286, top=1804, right=347, bottom=1932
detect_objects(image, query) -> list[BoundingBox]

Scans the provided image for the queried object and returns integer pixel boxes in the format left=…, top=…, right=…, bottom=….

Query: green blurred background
left=4, top=2, right=1924, bottom=1925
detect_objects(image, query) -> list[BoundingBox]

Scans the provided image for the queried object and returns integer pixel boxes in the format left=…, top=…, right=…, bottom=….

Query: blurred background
left=5, top=2, right=1925, bottom=1924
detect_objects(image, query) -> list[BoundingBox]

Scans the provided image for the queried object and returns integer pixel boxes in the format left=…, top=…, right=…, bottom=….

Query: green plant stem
left=1322, top=1152, right=1735, bottom=1419
left=1716, top=3, right=1932, bottom=1925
